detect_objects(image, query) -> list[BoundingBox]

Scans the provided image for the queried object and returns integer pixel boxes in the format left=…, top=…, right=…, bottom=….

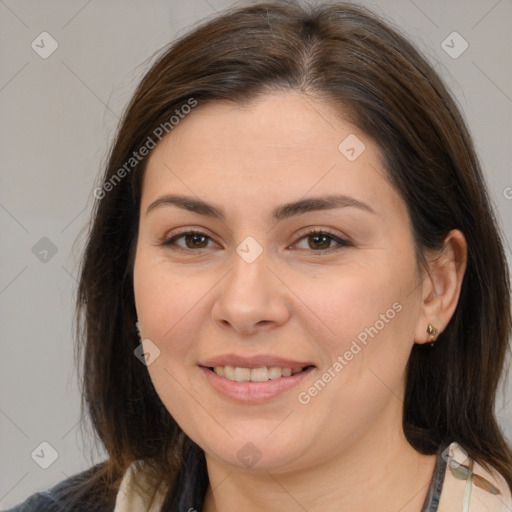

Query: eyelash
left=160, top=228, right=352, bottom=254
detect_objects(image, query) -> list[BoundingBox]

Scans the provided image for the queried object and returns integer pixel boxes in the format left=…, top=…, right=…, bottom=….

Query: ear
left=414, top=229, right=467, bottom=344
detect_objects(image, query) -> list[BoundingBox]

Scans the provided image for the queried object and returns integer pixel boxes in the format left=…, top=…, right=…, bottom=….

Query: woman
left=5, top=1, right=512, bottom=511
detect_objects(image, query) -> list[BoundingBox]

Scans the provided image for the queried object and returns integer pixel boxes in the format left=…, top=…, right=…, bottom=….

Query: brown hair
left=68, top=1, right=512, bottom=509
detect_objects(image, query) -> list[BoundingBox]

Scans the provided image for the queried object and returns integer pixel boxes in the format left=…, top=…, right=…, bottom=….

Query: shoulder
left=1, top=490, right=55, bottom=512
left=2, top=463, right=113, bottom=512
left=438, top=442, right=512, bottom=512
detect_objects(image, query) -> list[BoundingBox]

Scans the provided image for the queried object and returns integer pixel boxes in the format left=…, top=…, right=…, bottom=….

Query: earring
left=427, top=323, right=438, bottom=347
left=135, top=320, right=141, bottom=338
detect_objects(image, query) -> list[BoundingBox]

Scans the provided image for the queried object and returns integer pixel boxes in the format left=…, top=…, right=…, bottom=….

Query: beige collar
left=113, top=462, right=166, bottom=512
left=437, top=442, right=512, bottom=512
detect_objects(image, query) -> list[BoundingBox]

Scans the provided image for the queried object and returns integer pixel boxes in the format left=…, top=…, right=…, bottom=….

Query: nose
left=211, top=247, right=291, bottom=336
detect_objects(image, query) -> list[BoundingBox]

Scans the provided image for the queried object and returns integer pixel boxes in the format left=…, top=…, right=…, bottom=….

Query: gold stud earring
left=427, top=324, right=438, bottom=346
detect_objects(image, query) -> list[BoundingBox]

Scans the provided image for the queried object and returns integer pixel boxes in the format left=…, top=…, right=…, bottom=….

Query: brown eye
left=161, top=228, right=351, bottom=254
left=162, top=230, right=214, bottom=250
left=183, top=232, right=209, bottom=249
left=294, top=229, right=351, bottom=253
left=308, top=233, right=332, bottom=250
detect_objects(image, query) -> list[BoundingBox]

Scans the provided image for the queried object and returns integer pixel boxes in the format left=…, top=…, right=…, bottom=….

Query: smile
left=211, top=365, right=309, bottom=382
left=199, top=365, right=316, bottom=403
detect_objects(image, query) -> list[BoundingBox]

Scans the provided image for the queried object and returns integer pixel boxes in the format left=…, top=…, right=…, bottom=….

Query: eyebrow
left=146, top=193, right=376, bottom=220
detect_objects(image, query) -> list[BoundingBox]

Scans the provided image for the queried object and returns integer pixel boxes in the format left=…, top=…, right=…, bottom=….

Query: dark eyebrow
left=145, top=193, right=376, bottom=220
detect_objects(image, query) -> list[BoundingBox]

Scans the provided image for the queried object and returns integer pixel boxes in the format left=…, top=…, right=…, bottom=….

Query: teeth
left=234, top=367, right=251, bottom=381
left=213, top=365, right=304, bottom=382
left=268, top=367, right=282, bottom=379
left=224, top=365, right=234, bottom=380
left=251, top=367, right=269, bottom=382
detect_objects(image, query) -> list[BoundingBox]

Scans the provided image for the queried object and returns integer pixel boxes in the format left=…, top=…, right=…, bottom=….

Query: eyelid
left=291, top=227, right=352, bottom=252
left=160, top=226, right=352, bottom=253
left=293, top=226, right=351, bottom=244
left=161, top=227, right=219, bottom=249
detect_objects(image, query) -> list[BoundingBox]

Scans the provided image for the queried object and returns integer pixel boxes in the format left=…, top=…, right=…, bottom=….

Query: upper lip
left=199, top=354, right=315, bottom=370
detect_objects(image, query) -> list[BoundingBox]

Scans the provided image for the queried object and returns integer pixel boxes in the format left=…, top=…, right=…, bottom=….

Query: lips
left=198, top=354, right=316, bottom=403
left=199, top=354, right=314, bottom=370
left=199, top=364, right=316, bottom=403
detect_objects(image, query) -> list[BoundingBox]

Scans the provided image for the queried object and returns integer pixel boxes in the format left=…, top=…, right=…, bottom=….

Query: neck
left=201, top=425, right=437, bottom=512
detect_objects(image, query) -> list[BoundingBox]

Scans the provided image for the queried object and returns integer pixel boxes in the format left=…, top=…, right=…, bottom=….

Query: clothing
left=425, top=442, right=512, bottom=511
left=1, top=464, right=110, bottom=512
left=3, top=442, right=512, bottom=511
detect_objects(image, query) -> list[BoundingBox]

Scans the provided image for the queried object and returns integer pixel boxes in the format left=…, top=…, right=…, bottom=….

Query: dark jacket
left=2, top=464, right=114, bottom=512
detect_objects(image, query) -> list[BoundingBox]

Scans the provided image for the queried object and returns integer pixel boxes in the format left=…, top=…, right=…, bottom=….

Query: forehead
left=151, top=91, right=361, bottom=163
left=141, top=91, right=403, bottom=219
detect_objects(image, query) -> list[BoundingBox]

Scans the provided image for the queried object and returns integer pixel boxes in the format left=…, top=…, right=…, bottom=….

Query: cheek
left=133, top=250, right=216, bottom=360
left=133, top=251, right=209, bottom=430
left=308, top=258, right=421, bottom=410
left=308, top=263, right=413, bottom=349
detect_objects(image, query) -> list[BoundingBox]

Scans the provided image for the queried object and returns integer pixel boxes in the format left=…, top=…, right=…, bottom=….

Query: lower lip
left=199, top=366, right=315, bottom=404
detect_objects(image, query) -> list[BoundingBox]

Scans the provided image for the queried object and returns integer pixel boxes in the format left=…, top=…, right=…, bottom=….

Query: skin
left=133, top=91, right=467, bottom=512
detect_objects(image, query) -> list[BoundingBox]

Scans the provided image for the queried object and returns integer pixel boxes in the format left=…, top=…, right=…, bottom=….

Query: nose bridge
left=212, top=237, right=290, bottom=332
left=227, top=239, right=273, bottom=302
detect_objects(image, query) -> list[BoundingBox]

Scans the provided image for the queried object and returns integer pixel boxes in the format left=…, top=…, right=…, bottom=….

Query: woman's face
left=133, top=91, right=428, bottom=472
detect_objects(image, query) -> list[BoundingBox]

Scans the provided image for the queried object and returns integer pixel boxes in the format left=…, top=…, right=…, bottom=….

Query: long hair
left=69, top=1, right=512, bottom=509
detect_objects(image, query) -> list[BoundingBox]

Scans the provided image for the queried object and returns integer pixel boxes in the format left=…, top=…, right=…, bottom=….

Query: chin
left=200, top=433, right=311, bottom=473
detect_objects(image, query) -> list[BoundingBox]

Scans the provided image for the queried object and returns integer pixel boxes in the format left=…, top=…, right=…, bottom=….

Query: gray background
left=1, top=0, right=511, bottom=508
